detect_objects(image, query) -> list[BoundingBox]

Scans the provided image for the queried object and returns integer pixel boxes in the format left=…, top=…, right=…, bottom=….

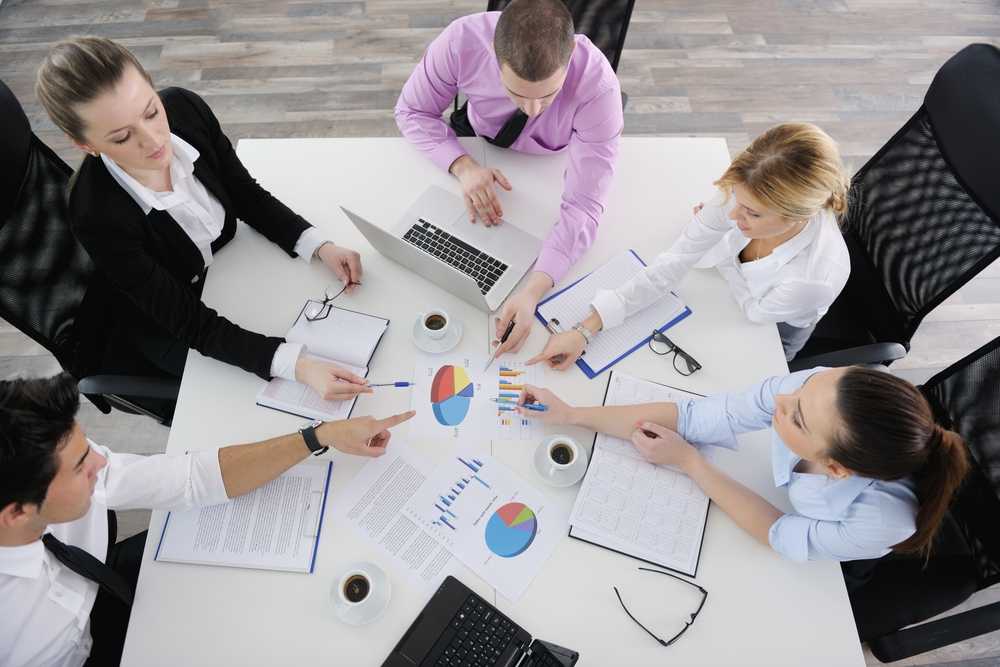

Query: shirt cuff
left=591, top=288, right=627, bottom=329
left=768, top=514, right=811, bottom=562
left=271, top=342, right=304, bottom=381
left=293, top=227, right=331, bottom=264
left=430, top=141, right=469, bottom=174
left=533, top=246, right=573, bottom=286
left=192, top=448, right=230, bottom=507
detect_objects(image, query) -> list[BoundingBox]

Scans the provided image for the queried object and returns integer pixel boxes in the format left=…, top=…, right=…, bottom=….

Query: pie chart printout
left=485, top=502, right=538, bottom=558
left=431, top=365, right=475, bottom=427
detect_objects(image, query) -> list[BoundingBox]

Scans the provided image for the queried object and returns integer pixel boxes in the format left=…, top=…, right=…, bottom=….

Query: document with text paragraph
left=154, top=460, right=333, bottom=573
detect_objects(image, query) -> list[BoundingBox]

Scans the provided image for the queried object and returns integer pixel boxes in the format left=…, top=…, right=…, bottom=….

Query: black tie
left=42, top=533, right=134, bottom=607
left=486, top=109, right=529, bottom=149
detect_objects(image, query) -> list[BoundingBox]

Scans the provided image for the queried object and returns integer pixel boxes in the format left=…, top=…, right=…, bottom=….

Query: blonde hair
left=714, top=123, right=849, bottom=221
left=36, top=37, right=153, bottom=142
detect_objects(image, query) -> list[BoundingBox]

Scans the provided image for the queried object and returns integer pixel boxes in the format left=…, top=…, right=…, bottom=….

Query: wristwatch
left=572, top=322, right=594, bottom=347
left=299, top=420, right=329, bottom=456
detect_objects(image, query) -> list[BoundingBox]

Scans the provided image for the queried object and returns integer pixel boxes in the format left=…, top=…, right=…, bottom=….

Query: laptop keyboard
left=403, top=219, right=508, bottom=295
left=431, top=592, right=519, bottom=667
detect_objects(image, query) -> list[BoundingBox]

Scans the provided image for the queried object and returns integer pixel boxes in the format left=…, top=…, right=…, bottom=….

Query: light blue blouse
left=674, top=369, right=918, bottom=562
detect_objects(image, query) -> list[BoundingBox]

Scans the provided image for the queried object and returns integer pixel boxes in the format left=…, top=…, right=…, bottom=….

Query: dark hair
left=829, top=367, right=969, bottom=558
left=36, top=36, right=154, bottom=142
left=494, top=0, right=575, bottom=81
left=0, top=373, right=81, bottom=510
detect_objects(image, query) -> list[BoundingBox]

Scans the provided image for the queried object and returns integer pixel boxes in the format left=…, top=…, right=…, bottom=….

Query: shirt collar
left=101, top=133, right=201, bottom=215
left=0, top=539, right=44, bottom=579
left=771, top=434, right=874, bottom=516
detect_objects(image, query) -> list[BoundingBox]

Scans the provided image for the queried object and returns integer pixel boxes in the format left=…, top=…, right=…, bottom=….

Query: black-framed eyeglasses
left=648, top=331, right=702, bottom=376
left=614, top=567, right=708, bottom=647
left=304, top=283, right=350, bottom=322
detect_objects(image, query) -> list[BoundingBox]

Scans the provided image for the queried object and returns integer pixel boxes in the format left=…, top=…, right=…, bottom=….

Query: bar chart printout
left=403, top=449, right=568, bottom=600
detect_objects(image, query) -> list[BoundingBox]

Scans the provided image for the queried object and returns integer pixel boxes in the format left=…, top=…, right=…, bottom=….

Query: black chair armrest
left=788, top=343, right=907, bottom=371
left=869, top=598, right=1000, bottom=663
left=78, top=374, right=181, bottom=401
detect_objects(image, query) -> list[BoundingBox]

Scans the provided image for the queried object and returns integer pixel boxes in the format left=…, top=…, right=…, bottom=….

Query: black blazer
left=70, top=87, right=311, bottom=380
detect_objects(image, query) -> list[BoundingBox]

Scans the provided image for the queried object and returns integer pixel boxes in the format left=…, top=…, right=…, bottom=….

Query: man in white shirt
left=0, top=373, right=414, bottom=667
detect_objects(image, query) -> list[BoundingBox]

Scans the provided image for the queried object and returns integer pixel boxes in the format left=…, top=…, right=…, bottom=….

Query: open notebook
left=256, top=302, right=389, bottom=421
left=535, top=250, right=691, bottom=378
left=569, top=372, right=710, bottom=577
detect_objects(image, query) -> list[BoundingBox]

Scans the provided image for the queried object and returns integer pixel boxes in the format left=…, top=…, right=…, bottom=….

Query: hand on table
left=296, top=356, right=372, bottom=400
left=450, top=155, right=512, bottom=226
left=317, top=242, right=363, bottom=289
left=515, top=385, right=574, bottom=425
left=318, top=410, right=416, bottom=457
left=527, top=330, right=587, bottom=370
left=630, top=421, right=700, bottom=470
left=492, top=272, right=554, bottom=357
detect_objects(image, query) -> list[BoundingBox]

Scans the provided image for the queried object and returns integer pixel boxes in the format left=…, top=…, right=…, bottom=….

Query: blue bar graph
left=473, top=474, right=490, bottom=489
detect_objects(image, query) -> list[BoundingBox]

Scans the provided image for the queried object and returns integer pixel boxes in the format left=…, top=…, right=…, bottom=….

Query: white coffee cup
left=534, top=435, right=588, bottom=487
left=332, top=561, right=391, bottom=626
left=419, top=309, right=450, bottom=341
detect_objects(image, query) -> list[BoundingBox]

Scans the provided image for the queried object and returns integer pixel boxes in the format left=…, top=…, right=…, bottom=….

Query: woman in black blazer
left=37, top=37, right=370, bottom=400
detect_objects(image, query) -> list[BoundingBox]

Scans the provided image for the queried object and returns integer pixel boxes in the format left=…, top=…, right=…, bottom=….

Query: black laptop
left=382, top=576, right=579, bottom=667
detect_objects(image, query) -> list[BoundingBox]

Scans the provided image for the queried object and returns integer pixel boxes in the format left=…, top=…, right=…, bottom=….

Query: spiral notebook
left=256, top=302, right=389, bottom=421
left=534, top=250, right=691, bottom=378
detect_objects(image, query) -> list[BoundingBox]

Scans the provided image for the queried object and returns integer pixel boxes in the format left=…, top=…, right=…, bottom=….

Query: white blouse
left=102, top=134, right=330, bottom=380
left=592, top=193, right=850, bottom=330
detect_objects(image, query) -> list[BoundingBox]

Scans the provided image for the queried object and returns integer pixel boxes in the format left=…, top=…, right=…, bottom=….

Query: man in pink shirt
left=394, top=0, right=623, bottom=355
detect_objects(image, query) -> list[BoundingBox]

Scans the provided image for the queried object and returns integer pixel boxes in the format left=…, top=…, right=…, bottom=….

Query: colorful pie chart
left=485, top=502, right=537, bottom=558
left=431, top=365, right=475, bottom=427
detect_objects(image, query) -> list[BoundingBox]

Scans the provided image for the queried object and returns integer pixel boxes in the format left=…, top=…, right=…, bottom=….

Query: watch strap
left=299, top=422, right=328, bottom=456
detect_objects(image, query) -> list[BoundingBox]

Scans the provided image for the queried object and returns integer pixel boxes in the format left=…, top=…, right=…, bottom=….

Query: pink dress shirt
left=394, top=11, right=623, bottom=283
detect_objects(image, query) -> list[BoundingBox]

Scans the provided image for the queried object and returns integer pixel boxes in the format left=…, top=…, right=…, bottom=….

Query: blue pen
left=369, top=381, right=413, bottom=388
left=491, top=398, right=548, bottom=411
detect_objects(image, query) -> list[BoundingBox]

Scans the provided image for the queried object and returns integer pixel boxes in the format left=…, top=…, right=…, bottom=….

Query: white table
left=120, top=137, right=864, bottom=666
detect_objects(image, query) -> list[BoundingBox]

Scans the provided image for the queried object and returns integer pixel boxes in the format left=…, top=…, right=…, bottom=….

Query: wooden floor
left=1, top=0, right=999, bottom=664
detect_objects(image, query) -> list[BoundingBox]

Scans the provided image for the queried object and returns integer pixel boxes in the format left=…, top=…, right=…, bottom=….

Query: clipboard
left=534, top=249, right=692, bottom=379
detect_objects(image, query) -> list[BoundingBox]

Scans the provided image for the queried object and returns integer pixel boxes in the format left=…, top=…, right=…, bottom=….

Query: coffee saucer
left=412, top=316, right=463, bottom=354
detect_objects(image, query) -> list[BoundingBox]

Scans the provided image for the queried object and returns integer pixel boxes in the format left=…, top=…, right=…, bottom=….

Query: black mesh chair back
left=922, top=337, right=1000, bottom=588
left=849, top=337, right=1000, bottom=661
left=0, top=80, right=92, bottom=374
left=797, top=44, right=1000, bottom=360
left=486, top=0, right=636, bottom=72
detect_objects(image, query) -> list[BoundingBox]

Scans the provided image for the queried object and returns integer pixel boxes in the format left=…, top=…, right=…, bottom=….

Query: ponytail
left=825, top=176, right=849, bottom=220
left=830, top=367, right=970, bottom=559
left=893, top=426, right=969, bottom=557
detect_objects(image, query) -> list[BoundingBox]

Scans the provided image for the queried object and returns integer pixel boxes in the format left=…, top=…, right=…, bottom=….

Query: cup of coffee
left=534, top=435, right=588, bottom=487
left=332, top=562, right=391, bottom=626
left=419, top=309, right=450, bottom=341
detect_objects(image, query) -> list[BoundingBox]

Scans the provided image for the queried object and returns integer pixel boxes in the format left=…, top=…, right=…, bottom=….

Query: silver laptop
left=341, top=186, right=542, bottom=312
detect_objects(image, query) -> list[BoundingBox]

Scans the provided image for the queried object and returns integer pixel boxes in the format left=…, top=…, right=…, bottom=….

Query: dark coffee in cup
left=549, top=443, right=575, bottom=465
left=343, top=574, right=371, bottom=603
left=425, top=314, right=447, bottom=331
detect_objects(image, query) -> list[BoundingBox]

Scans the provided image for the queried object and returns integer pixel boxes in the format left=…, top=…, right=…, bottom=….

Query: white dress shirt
left=675, top=369, right=917, bottom=562
left=0, top=441, right=228, bottom=667
left=102, top=134, right=331, bottom=380
left=592, top=193, right=850, bottom=330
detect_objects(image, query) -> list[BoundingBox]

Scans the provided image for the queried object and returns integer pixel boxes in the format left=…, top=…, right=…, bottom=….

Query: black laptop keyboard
left=403, top=219, right=508, bottom=295
left=431, top=592, right=519, bottom=667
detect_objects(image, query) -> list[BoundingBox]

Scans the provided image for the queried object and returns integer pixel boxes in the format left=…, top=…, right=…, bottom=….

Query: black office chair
left=0, top=79, right=179, bottom=425
left=789, top=43, right=1000, bottom=371
left=847, top=335, right=1000, bottom=662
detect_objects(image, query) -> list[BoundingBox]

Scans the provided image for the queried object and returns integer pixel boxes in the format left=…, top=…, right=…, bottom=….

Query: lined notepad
left=256, top=303, right=388, bottom=421
left=535, top=250, right=691, bottom=378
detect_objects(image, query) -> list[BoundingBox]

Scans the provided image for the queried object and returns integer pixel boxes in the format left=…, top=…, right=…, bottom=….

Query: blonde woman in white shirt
left=530, top=123, right=851, bottom=366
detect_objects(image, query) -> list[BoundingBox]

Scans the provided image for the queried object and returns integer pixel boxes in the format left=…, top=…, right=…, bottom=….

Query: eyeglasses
left=304, top=283, right=352, bottom=322
left=614, top=567, right=708, bottom=647
left=648, top=331, right=702, bottom=376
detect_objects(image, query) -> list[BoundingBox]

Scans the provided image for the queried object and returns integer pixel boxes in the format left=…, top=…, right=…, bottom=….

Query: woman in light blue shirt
left=519, top=366, right=969, bottom=563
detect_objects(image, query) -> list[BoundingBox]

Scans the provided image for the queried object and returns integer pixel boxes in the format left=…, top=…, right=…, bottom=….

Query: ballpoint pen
left=368, top=381, right=413, bottom=388
left=490, top=398, right=547, bottom=411
left=484, top=318, right=516, bottom=372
